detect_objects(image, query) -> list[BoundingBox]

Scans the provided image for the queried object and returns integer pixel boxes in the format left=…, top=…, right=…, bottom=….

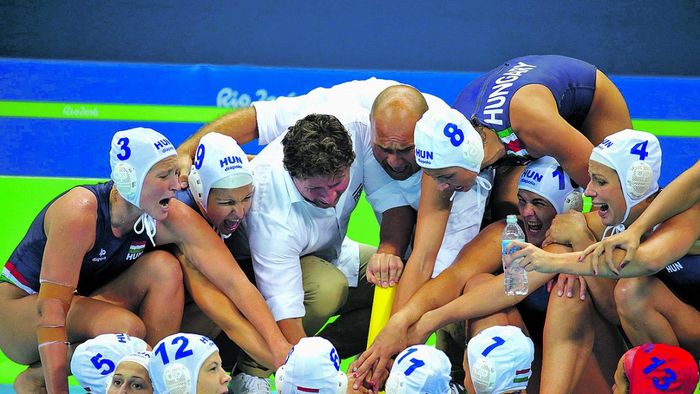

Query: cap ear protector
left=385, top=372, right=405, bottom=393
left=470, top=357, right=498, bottom=394
left=275, top=365, right=348, bottom=394
left=562, top=189, right=583, bottom=212
left=111, top=162, right=138, bottom=202
left=162, top=363, right=192, bottom=394
left=626, top=161, right=654, bottom=199
left=188, top=165, right=206, bottom=208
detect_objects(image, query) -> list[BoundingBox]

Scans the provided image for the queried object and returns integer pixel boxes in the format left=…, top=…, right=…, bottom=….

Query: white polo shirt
left=246, top=107, right=374, bottom=321
left=253, top=78, right=491, bottom=277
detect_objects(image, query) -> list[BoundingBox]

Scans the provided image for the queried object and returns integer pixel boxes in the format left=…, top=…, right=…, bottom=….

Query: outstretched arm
left=392, top=173, right=451, bottom=311
left=355, top=267, right=557, bottom=387
left=352, top=221, right=519, bottom=387
left=513, top=199, right=700, bottom=278
left=177, top=252, right=274, bottom=369
left=158, top=200, right=291, bottom=368
left=411, top=269, right=555, bottom=344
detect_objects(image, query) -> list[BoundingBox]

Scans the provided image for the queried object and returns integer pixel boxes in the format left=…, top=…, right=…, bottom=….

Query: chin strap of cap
left=602, top=223, right=626, bottom=240
left=134, top=212, right=157, bottom=247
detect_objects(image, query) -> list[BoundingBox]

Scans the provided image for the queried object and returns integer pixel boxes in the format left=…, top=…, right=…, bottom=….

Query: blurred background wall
left=2, top=0, right=699, bottom=75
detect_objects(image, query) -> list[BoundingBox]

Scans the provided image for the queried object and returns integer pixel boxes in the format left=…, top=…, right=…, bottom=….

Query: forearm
left=229, top=281, right=290, bottom=351
left=548, top=246, right=664, bottom=278
left=177, top=107, right=258, bottom=157
left=36, top=287, right=73, bottom=394
left=570, top=228, right=597, bottom=252
left=377, top=206, right=415, bottom=256
left=278, top=318, right=307, bottom=345
left=392, top=259, right=433, bottom=312
left=393, top=204, right=448, bottom=310
left=221, top=319, right=274, bottom=370
left=394, top=262, right=471, bottom=324
left=182, top=263, right=274, bottom=368
left=413, top=271, right=553, bottom=339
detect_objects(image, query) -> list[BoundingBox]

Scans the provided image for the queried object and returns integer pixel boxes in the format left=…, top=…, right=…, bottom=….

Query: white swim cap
left=414, top=108, right=484, bottom=173
left=467, top=326, right=535, bottom=394
left=149, top=333, right=218, bottom=394
left=70, top=333, right=149, bottom=394
left=187, top=132, right=253, bottom=212
left=275, top=337, right=347, bottom=394
left=385, top=345, right=451, bottom=394
left=109, top=127, right=177, bottom=209
left=117, top=351, right=151, bottom=371
left=518, top=156, right=583, bottom=213
left=105, top=350, right=152, bottom=391
left=589, top=129, right=661, bottom=224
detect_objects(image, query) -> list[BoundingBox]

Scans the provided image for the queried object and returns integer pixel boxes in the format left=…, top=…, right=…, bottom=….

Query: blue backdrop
left=0, top=59, right=698, bottom=185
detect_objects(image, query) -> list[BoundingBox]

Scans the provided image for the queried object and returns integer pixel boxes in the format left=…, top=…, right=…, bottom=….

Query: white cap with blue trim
left=275, top=337, right=347, bottom=394
left=109, top=127, right=177, bottom=209
left=385, top=345, right=451, bottom=394
left=414, top=108, right=484, bottom=173
left=589, top=129, right=661, bottom=224
left=187, top=132, right=253, bottom=212
left=518, top=156, right=583, bottom=213
left=70, top=333, right=149, bottom=394
left=149, top=333, right=219, bottom=394
left=467, top=325, right=534, bottom=394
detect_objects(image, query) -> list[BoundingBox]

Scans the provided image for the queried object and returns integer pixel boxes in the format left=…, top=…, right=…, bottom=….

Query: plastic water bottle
left=502, top=214, right=528, bottom=296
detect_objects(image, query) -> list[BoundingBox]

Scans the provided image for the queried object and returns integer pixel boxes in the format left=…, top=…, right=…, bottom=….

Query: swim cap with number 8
left=414, top=107, right=484, bottom=173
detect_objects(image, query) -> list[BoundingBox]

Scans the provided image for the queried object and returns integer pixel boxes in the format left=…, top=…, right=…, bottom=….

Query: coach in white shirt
left=231, top=112, right=379, bottom=392
left=248, top=111, right=375, bottom=334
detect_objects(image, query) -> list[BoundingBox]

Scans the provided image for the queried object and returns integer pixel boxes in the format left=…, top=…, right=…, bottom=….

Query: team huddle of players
left=1, top=55, right=699, bottom=394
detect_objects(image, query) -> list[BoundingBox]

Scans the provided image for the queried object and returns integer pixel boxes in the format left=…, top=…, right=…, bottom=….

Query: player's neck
left=109, top=187, right=143, bottom=235
left=479, top=126, right=505, bottom=168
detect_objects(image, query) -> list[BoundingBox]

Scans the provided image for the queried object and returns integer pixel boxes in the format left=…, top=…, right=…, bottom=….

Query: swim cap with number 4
left=414, top=108, right=484, bottom=173
left=589, top=129, right=661, bottom=223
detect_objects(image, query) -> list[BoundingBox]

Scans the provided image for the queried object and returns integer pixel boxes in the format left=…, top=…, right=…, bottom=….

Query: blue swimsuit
left=453, top=55, right=597, bottom=165
left=655, top=253, right=700, bottom=309
left=3, top=181, right=151, bottom=295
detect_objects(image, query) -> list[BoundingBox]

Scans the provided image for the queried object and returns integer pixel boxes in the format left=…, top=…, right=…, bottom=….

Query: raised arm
left=157, top=199, right=291, bottom=367
left=392, top=173, right=452, bottom=311
left=39, top=189, right=98, bottom=392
